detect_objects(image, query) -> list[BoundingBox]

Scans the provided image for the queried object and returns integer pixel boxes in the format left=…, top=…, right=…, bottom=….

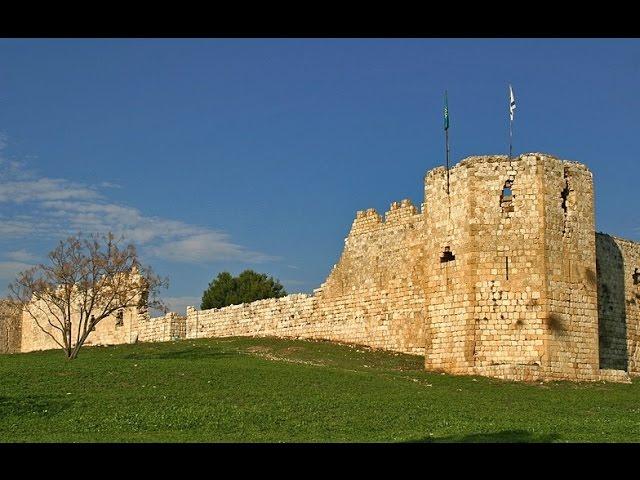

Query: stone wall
left=0, top=299, right=21, bottom=354
left=8, top=152, right=640, bottom=384
left=310, top=199, right=426, bottom=354
left=541, top=159, right=600, bottom=381
left=418, top=154, right=601, bottom=381
left=183, top=153, right=634, bottom=382
left=139, top=312, right=186, bottom=343
left=185, top=195, right=429, bottom=355
left=19, top=303, right=186, bottom=353
left=186, top=294, right=315, bottom=340
left=596, top=234, right=640, bottom=375
left=421, top=155, right=550, bottom=379
left=186, top=199, right=427, bottom=355
left=20, top=299, right=142, bottom=353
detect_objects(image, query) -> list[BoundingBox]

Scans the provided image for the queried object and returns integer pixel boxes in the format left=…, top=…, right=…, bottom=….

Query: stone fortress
left=2, top=153, right=640, bottom=383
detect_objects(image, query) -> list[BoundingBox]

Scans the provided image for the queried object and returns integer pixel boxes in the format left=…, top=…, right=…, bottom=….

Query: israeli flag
left=509, top=84, right=516, bottom=122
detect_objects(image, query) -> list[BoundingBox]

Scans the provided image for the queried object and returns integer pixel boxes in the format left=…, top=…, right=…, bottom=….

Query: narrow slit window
left=633, top=268, right=640, bottom=285
left=561, top=169, right=571, bottom=236
left=500, top=179, right=514, bottom=212
left=561, top=184, right=569, bottom=214
left=505, top=256, right=509, bottom=280
left=440, top=246, right=456, bottom=263
left=115, top=309, right=124, bottom=327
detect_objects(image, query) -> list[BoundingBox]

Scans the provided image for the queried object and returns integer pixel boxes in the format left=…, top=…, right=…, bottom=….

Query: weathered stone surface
left=7, top=153, right=640, bottom=383
left=0, top=299, right=21, bottom=354
left=596, top=234, right=640, bottom=375
left=19, top=298, right=145, bottom=353
left=181, top=153, right=635, bottom=383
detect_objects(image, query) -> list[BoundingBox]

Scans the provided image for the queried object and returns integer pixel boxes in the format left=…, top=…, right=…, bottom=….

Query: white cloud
left=0, top=218, right=50, bottom=237
left=5, top=249, right=39, bottom=263
left=0, top=178, right=100, bottom=203
left=0, top=138, right=276, bottom=266
left=97, top=181, right=122, bottom=189
left=35, top=201, right=278, bottom=263
left=0, top=261, right=33, bottom=287
left=149, top=232, right=278, bottom=264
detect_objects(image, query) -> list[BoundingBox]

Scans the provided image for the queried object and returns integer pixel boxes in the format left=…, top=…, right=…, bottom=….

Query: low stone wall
left=186, top=294, right=316, bottom=340
left=19, top=307, right=187, bottom=352
left=185, top=289, right=425, bottom=356
left=138, top=312, right=186, bottom=343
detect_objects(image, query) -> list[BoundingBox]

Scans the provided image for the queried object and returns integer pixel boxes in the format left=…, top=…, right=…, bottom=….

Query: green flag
left=444, top=91, right=449, bottom=131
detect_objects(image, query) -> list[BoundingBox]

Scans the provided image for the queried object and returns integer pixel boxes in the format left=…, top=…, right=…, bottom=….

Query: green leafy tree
left=201, top=270, right=287, bottom=310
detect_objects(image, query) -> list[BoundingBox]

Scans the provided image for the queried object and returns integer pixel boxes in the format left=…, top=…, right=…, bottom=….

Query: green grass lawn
left=1, top=336, right=639, bottom=442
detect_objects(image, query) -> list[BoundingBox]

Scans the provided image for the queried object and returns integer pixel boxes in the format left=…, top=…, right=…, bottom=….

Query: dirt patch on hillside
left=245, top=345, right=272, bottom=354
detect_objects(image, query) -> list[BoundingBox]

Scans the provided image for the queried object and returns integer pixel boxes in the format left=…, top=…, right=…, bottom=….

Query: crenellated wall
left=181, top=153, right=636, bottom=382
left=310, top=198, right=426, bottom=354
left=6, top=152, right=640, bottom=383
left=186, top=198, right=427, bottom=355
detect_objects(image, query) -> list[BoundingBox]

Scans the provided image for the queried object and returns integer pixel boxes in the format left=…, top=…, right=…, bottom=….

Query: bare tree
left=9, top=233, right=168, bottom=359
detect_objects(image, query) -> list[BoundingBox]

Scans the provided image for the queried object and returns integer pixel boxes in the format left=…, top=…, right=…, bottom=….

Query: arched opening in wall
left=500, top=179, right=514, bottom=213
left=440, top=246, right=455, bottom=263
left=633, top=268, right=640, bottom=285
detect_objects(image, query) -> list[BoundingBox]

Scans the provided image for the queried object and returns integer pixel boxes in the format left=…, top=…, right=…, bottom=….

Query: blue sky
left=1, top=39, right=639, bottom=313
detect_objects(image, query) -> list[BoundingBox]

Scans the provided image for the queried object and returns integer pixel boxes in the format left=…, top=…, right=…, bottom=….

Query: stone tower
left=8, top=151, right=637, bottom=383
left=422, top=153, right=599, bottom=381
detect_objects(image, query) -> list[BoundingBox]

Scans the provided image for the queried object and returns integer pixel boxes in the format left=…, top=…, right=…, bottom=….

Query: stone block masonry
left=596, top=234, right=640, bottom=375
left=138, top=312, right=187, bottom=343
left=186, top=295, right=315, bottom=341
left=0, top=299, right=21, bottom=354
left=6, top=152, right=640, bottom=384
left=182, top=153, right=637, bottom=383
left=20, top=300, right=144, bottom=353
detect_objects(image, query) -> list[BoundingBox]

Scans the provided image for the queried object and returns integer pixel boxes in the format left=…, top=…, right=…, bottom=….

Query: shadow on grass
left=123, top=349, right=236, bottom=361
left=405, top=430, right=560, bottom=443
left=0, top=395, right=72, bottom=418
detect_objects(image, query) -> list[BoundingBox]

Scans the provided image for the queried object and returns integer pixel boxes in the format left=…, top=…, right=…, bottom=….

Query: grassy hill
left=0, top=336, right=639, bottom=442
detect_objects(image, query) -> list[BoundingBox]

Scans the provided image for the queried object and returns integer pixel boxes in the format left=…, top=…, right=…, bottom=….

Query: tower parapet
left=421, top=153, right=600, bottom=381
left=10, top=152, right=639, bottom=383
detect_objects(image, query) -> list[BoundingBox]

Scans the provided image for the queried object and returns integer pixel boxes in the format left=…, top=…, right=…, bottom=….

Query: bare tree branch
left=8, top=232, right=168, bottom=359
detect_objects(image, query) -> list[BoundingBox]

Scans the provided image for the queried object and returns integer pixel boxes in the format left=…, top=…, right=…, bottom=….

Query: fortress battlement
left=3, top=152, right=640, bottom=384
left=351, top=199, right=420, bottom=236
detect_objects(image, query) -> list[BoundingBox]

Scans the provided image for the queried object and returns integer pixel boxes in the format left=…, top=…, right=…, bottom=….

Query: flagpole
left=446, top=123, right=450, bottom=194
left=509, top=116, right=513, bottom=159
left=445, top=90, right=450, bottom=195
left=508, top=84, right=515, bottom=159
